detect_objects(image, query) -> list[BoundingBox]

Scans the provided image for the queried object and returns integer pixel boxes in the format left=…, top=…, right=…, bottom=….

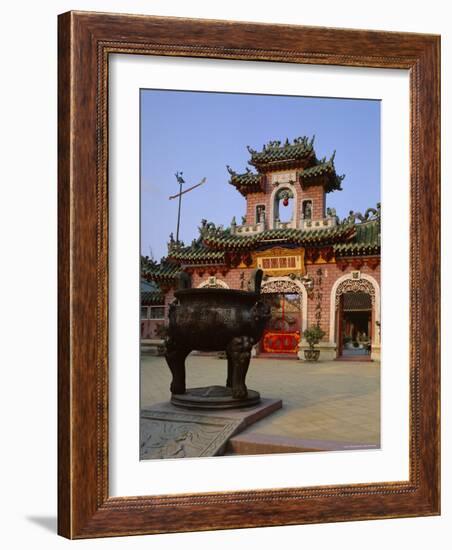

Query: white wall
left=0, top=1, right=449, bottom=548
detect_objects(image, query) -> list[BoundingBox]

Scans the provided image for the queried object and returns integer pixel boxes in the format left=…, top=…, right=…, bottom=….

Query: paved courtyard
left=141, top=354, right=380, bottom=447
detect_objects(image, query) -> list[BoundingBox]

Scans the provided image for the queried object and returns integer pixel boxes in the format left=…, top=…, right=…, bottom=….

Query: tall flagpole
left=175, top=173, right=183, bottom=243
left=170, top=173, right=207, bottom=243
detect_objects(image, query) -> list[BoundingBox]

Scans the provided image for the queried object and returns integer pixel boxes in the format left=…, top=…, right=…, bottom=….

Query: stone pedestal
left=171, top=385, right=260, bottom=409
left=298, top=341, right=337, bottom=361
left=140, top=398, right=282, bottom=460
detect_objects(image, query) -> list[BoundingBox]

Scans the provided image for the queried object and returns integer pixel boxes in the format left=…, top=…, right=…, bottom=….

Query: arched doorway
left=274, top=188, right=294, bottom=224
left=332, top=277, right=378, bottom=360
left=260, top=279, right=305, bottom=355
left=269, top=184, right=299, bottom=229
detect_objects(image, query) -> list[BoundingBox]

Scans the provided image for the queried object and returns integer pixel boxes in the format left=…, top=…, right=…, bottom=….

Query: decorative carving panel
left=140, top=410, right=242, bottom=459
left=198, top=277, right=229, bottom=289
left=335, top=278, right=375, bottom=307
left=262, top=279, right=301, bottom=295
left=270, top=171, right=296, bottom=185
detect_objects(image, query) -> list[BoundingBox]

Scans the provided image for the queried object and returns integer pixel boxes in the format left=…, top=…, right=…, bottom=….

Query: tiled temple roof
left=228, top=136, right=345, bottom=194
left=141, top=291, right=165, bottom=305
left=333, top=242, right=380, bottom=256
left=333, top=221, right=380, bottom=256
left=299, top=160, right=344, bottom=193
left=202, top=224, right=356, bottom=251
left=142, top=207, right=381, bottom=284
left=355, top=220, right=380, bottom=244
left=248, top=136, right=315, bottom=169
left=140, top=277, right=165, bottom=305
left=168, top=246, right=227, bottom=264
left=141, top=257, right=181, bottom=282
left=226, top=167, right=264, bottom=197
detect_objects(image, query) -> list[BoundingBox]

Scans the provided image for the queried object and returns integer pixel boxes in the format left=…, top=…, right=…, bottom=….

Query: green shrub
left=303, top=325, right=326, bottom=350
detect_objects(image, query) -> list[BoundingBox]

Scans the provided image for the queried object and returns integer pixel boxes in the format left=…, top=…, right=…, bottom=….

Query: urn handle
left=176, top=272, right=192, bottom=290
left=251, top=300, right=271, bottom=323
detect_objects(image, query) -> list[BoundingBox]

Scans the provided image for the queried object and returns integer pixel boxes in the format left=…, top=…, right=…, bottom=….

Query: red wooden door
left=262, top=293, right=301, bottom=354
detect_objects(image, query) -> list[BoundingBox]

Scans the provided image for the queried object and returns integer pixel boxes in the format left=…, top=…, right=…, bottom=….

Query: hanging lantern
left=278, top=188, right=293, bottom=208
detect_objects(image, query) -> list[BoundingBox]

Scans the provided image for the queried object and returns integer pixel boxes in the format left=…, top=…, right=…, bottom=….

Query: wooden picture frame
left=58, top=11, right=440, bottom=538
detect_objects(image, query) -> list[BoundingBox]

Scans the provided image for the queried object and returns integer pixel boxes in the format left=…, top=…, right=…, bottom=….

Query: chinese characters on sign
left=254, top=247, right=306, bottom=277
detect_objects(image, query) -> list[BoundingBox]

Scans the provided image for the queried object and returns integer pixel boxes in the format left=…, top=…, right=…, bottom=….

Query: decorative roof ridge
left=200, top=224, right=357, bottom=251
left=248, top=135, right=316, bottom=155
left=226, top=165, right=264, bottom=196
left=297, top=151, right=345, bottom=192
left=226, top=165, right=259, bottom=178
left=247, top=136, right=316, bottom=169
left=300, top=158, right=334, bottom=175
left=338, top=203, right=380, bottom=226
left=141, top=256, right=181, bottom=281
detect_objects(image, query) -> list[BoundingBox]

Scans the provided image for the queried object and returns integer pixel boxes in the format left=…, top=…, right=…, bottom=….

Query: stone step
left=226, top=433, right=379, bottom=455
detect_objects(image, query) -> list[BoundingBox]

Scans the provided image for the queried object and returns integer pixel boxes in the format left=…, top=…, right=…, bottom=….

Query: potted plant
left=303, top=325, right=326, bottom=361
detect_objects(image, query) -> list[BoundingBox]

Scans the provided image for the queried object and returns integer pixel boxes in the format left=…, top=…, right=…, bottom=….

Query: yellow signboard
left=252, top=247, right=305, bottom=277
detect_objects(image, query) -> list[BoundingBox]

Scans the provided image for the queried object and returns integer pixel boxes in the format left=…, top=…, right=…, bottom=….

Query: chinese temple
left=141, top=136, right=381, bottom=361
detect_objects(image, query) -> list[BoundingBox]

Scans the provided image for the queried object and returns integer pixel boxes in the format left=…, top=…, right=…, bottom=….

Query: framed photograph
left=58, top=11, right=440, bottom=538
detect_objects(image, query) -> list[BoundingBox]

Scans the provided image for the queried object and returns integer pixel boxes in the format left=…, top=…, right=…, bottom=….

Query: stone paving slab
left=141, top=354, right=380, bottom=448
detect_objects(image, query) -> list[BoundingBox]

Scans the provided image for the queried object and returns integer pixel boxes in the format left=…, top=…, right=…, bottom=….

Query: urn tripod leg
left=226, top=336, right=254, bottom=399
left=226, top=352, right=233, bottom=389
left=165, top=339, right=190, bottom=394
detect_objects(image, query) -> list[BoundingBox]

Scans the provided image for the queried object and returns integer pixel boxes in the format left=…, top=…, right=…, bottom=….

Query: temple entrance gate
left=260, top=279, right=304, bottom=355
left=333, top=277, right=378, bottom=359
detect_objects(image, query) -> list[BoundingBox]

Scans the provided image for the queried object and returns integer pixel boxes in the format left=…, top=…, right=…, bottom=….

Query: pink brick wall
left=296, top=185, right=325, bottom=220
left=243, top=176, right=326, bottom=225
left=192, top=268, right=255, bottom=290
left=245, top=193, right=269, bottom=224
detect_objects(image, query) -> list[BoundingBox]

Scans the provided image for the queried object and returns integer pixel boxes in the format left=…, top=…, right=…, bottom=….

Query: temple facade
left=141, top=136, right=381, bottom=361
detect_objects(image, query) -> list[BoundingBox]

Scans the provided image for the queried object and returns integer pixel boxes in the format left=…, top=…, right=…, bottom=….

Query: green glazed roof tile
left=227, top=169, right=264, bottom=196
left=354, top=220, right=380, bottom=244
left=141, top=259, right=181, bottom=280
left=202, top=224, right=356, bottom=251
left=141, top=291, right=165, bottom=305
left=230, top=172, right=262, bottom=186
left=333, top=242, right=380, bottom=256
left=333, top=221, right=380, bottom=256
left=168, top=247, right=226, bottom=263
left=299, top=161, right=345, bottom=193
left=299, top=161, right=335, bottom=179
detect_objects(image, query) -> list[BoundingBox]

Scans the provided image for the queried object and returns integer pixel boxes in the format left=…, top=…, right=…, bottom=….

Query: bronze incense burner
left=165, top=269, right=270, bottom=408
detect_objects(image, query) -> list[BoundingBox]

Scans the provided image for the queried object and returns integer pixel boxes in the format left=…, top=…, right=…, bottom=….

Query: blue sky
left=141, top=90, right=380, bottom=261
